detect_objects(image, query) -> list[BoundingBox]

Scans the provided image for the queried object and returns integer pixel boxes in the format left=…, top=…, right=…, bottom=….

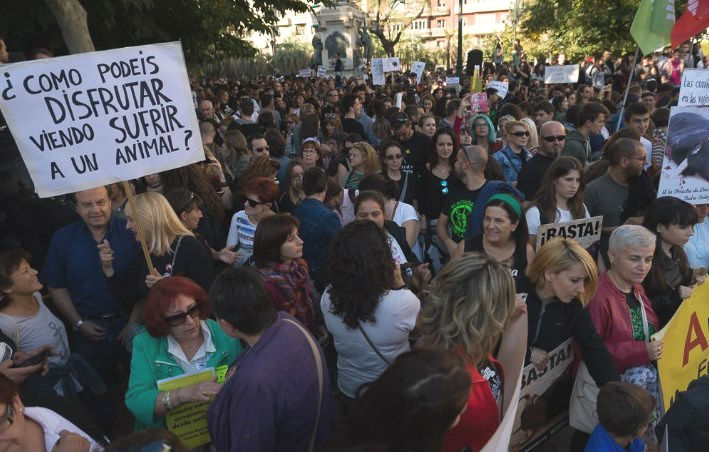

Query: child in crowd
left=585, top=382, right=655, bottom=452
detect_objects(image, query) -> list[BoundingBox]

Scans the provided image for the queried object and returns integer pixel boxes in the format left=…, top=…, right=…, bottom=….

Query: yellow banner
left=655, top=279, right=709, bottom=412
left=157, top=365, right=228, bottom=449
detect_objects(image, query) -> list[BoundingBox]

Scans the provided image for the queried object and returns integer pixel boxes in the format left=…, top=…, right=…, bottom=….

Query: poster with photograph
left=657, top=106, right=709, bottom=205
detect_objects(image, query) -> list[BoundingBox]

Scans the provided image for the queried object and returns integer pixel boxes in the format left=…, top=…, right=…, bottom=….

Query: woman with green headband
left=453, top=193, right=534, bottom=296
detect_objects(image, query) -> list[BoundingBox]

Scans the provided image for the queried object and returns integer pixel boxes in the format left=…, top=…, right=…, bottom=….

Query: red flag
left=671, top=0, right=709, bottom=48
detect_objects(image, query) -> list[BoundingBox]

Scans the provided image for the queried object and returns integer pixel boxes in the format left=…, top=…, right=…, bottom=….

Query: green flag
left=631, top=0, right=675, bottom=54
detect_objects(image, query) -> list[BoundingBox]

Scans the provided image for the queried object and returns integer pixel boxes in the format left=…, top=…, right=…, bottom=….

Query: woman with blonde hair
left=100, top=191, right=214, bottom=304
left=338, top=142, right=382, bottom=190
left=520, top=117, right=539, bottom=151
left=524, top=238, right=617, bottom=383
left=417, top=253, right=522, bottom=452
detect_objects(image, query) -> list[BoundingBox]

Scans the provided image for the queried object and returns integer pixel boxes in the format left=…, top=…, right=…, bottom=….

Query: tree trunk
left=46, top=0, right=95, bottom=53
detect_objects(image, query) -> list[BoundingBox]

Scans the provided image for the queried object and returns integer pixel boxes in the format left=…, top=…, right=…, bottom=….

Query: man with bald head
left=198, top=99, right=215, bottom=120
left=517, top=120, right=566, bottom=202
left=436, top=145, right=489, bottom=255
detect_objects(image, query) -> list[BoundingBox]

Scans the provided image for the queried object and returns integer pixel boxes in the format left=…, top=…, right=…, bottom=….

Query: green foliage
left=520, top=0, right=690, bottom=60
left=271, top=41, right=312, bottom=73
left=0, top=0, right=326, bottom=65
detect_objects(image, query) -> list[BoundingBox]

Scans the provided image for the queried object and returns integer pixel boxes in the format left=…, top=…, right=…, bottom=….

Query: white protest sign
left=411, top=61, right=426, bottom=83
left=445, top=76, right=460, bottom=85
left=657, top=106, right=709, bottom=204
left=487, top=80, right=509, bottom=99
left=510, top=340, right=574, bottom=451
left=299, top=68, right=312, bottom=78
left=535, top=216, right=603, bottom=250
left=316, top=66, right=327, bottom=78
left=0, top=42, right=204, bottom=198
left=678, top=69, right=709, bottom=106
left=371, top=58, right=386, bottom=85
left=544, top=65, right=580, bottom=84
left=383, top=57, right=401, bottom=72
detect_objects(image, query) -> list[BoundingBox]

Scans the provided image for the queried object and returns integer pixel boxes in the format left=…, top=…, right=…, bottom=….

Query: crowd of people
left=1, top=35, right=708, bottom=452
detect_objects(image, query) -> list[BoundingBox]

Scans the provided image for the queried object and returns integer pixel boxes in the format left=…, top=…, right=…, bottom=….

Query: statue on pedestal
left=311, top=36, right=323, bottom=68
left=358, top=27, right=372, bottom=62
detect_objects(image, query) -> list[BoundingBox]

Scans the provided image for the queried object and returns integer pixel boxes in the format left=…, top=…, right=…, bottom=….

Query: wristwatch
left=73, top=319, right=84, bottom=331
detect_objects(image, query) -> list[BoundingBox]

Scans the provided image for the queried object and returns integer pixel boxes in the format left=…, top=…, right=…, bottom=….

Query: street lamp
left=456, top=0, right=463, bottom=76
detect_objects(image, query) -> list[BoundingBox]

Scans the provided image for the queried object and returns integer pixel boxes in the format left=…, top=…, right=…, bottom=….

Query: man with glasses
left=562, top=102, right=609, bottom=166
left=41, top=187, right=138, bottom=381
left=585, top=138, right=649, bottom=266
left=248, top=132, right=270, bottom=159
left=517, top=121, right=566, bottom=202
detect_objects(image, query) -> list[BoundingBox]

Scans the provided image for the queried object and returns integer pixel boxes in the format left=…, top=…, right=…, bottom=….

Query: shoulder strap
left=357, top=323, right=391, bottom=365
left=636, top=290, right=650, bottom=342
left=283, top=318, right=323, bottom=452
left=398, top=172, right=409, bottom=202
left=170, top=235, right=185, bottom=272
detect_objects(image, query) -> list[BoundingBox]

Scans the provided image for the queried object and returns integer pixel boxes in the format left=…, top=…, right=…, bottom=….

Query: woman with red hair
left=125, top=277, right=241, bottom=430
left=226, top=177, right=279, bottom=266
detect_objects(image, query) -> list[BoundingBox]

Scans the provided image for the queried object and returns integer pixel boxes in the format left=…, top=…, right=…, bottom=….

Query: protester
left=42, top=187, right=138, bottom=381
left=164, top=189, right=238, bottom=266
left=125, top=276, right=240, bottom=430
left=380, top=140, right=417, bottom=204
left=321, top=220, right=420, bottom=401
left=437, top=145, right=488, bottom=255
left=0, top=248, right=112, bottom=421
left=516, top=121, right=566, bottom=202
left=252, top=214, right=324, bottom=339
left=562, top=102, right=609, bottom=166
left=641, top=197, right=698, bottom=327
left=101, top=191, right=214, bottom=300
left=493, top=121, right=532, bottom=185
left=0, top=373, right=100, bottom=452
left=417, top=253, right=518, bottom=452
left=525, top=238, right=617, bottom=383
left=301, top=137, right=323, bottom=170
left=585, top=138, right=647, bottom=266
left=526, top=156, right=590, bottom=247
left=292, top=167, right=342, bottom=291
left=623, top=102, right=653, bottom=169
left=419, top=128, right=457, bottom=232
left=585, top=382, right=655, bottom=452
left=278, top=159, right=306, bottom=213
left=208, top=267, right=334, bottom=451
left=334, top=349, right=471, bottom=452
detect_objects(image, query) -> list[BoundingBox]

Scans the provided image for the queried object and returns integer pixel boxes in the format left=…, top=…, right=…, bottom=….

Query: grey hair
left=609, top=225, right=656, bottom=252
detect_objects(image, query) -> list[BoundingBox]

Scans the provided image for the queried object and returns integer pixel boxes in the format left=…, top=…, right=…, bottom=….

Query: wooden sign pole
left=122, top=181, right=156, bottom=274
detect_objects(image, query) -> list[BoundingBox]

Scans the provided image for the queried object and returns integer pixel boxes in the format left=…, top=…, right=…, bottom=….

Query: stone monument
left=311, top=0, right=366, bottom=75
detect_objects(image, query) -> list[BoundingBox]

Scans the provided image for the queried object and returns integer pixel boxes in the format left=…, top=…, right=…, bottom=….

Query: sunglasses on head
left=245, top=198, right=268, bottom=207
left=510, top=131, right=530, bottom=137
left=165, top=305, right=200, bottom=327
left=541, top=135, right=566, bottom=142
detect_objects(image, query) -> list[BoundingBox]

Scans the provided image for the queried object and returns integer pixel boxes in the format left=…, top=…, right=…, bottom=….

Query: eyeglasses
left=386, top=154, right=403, bottom=161
left=254, top=146, right=270, bottom=153
left=245, top=198, right=268, bottom=207
left=303, top=148, right=318, bottom=155
left=164, top=305, right=200, bottom=327
left=541, top=135, right=566, bottom=142
left=627, top=156, right=647, bottom=163
left=474, top=123, right=488, bottom=129
left=510, top=131, right=530, bottom=137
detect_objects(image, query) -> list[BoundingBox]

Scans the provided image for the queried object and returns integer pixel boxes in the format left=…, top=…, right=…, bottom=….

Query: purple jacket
left=207, top=312, right=334, bottom=452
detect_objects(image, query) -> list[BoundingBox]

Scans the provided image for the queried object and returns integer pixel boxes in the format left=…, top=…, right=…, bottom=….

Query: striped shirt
left=226, top=210, right=257, bottom=266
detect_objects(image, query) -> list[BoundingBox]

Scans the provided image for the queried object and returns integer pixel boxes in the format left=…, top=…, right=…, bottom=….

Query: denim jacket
left=493, top=144, right=531, bottom=183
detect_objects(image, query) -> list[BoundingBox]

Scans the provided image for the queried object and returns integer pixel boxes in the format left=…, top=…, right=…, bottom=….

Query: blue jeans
left=71, top=314, right=129, bottom=384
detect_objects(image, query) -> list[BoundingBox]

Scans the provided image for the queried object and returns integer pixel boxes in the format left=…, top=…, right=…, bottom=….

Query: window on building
left=295, top=24, right=305, bottom=35
left=412, top=19, right=427, bottom=30
left=437, top=0, right=445, bottom=6
left=437, top=19, right=445, bottom=27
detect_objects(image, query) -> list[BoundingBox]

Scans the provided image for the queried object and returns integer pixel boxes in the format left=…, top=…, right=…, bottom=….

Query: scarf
left=260, top=259, right=320, bottom=335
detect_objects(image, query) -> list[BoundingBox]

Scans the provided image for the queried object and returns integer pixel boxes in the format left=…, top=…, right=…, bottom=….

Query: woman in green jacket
left=125, top=276, right=241, bottom=430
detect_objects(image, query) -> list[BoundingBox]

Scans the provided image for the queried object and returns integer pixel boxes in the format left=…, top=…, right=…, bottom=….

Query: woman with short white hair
left=587, top=224, right=662, bottom=443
